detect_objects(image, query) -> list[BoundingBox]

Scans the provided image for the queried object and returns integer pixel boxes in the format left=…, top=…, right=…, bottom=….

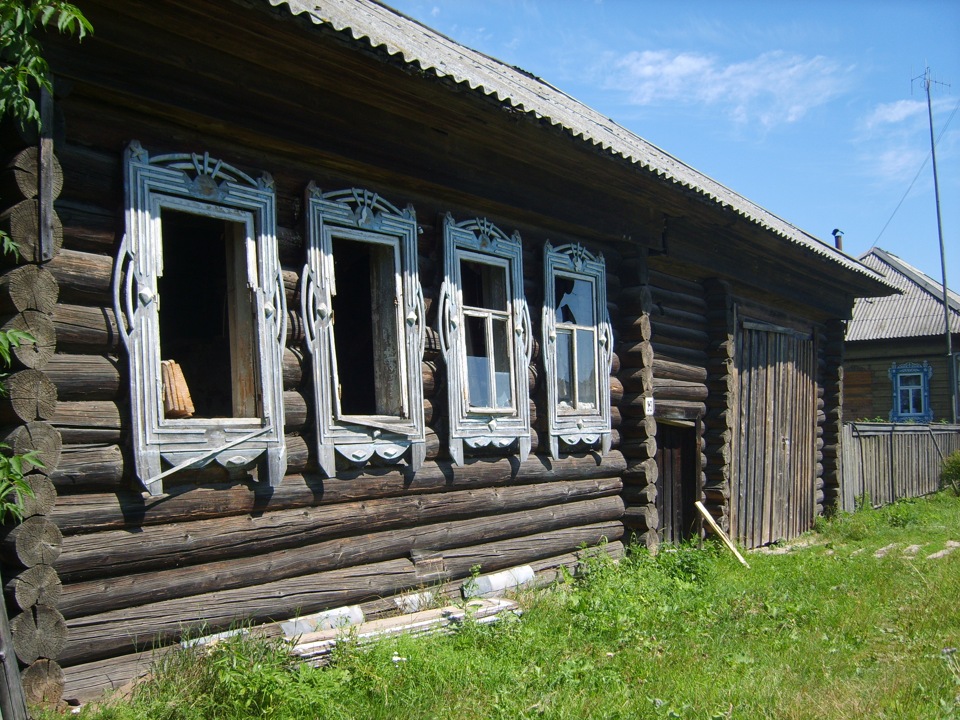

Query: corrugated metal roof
left=847, top=248, right=960, bottom=341
left=265, top=0, right=890, bottom=287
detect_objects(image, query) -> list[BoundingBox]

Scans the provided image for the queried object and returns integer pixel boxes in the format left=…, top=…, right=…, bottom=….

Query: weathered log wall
left=31, top=9, right=635, bottom=703
left=0, top=134, right=69, bottom=710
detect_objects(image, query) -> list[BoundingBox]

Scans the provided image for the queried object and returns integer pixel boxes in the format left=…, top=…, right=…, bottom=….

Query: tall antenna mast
left=913, top=66, right=956, bottom=423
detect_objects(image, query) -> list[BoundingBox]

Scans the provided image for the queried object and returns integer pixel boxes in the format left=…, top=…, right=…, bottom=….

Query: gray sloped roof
left=847, top=248, right=960, bottom=341
left=266, top=0, right=890, bottom=287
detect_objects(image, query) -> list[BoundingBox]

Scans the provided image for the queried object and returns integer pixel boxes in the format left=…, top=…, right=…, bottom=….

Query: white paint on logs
left=462, top=564, right=535, bottom=599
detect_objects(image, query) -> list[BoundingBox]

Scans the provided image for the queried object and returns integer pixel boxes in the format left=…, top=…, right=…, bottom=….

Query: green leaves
left=0, top=443, right=40, bottom=524
left=0, top=0, right=93, bottom=130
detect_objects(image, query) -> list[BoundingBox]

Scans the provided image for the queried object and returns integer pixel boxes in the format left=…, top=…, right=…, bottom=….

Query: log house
left=0, top=0, right=894, bottom=705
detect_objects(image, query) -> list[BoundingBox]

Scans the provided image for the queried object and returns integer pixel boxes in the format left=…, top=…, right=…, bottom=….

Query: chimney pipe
left=831, top=228, right=844, bottom=251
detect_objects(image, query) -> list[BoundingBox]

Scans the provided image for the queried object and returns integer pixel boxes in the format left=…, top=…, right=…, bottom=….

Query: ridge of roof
left=267, top=0, right=890, bottom=287
left=866, top=247, right=960, bottom=310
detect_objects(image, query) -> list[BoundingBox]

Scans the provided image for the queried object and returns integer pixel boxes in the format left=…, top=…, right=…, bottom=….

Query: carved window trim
left=889, top=361, right=933, bottom=422
left=438, top=215, right=532, bottom=465
left=542, top=241, right=613, bottom=458
left=301, top=185, right=426, bottom=476
left=115, top=141, right=287, bottom=495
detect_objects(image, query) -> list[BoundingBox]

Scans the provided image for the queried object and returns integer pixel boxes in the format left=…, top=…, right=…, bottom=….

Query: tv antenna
left=912, top=66, right=956, bottom=423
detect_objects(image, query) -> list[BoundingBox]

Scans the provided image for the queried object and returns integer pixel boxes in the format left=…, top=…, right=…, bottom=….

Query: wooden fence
left=838, top=423, right=960, bottom=512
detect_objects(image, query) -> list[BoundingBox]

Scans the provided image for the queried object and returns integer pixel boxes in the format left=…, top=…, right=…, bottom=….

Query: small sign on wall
left=644, top=396, right=655, bottom=417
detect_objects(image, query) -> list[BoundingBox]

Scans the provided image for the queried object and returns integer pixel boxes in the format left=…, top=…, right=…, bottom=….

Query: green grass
left=60, top=492, right=960, bottom=720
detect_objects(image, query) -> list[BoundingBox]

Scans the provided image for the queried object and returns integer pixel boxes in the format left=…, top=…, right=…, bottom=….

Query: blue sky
left=388, top=0, right=960, bottom=294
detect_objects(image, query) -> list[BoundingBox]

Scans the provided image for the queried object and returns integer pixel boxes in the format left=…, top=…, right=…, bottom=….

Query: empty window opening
left=460, top=259, right=513, bottom=410
left=158, top=209, right=257, bottom=419
left=331, top=235, right=404, bottom=417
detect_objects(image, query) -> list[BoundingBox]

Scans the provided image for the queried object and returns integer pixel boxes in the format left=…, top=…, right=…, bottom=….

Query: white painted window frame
left=115, top=141, right=287, bottom=495
left=542, top=241, right=613, bottom=458
left=301, top=185, right=426, bottom=477
left=438, top=215, right=532, bottom=465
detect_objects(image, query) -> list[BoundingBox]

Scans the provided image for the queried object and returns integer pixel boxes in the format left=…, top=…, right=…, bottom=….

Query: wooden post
left=0, top=570, right=29, bottom=720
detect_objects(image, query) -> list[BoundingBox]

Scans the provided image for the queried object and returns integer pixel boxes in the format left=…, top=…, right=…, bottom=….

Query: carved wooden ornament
left=438, top=215, right=532, bottom=465
left=542, top=241, right=613, bottom=458
left=116, top=141, right=287, bottom=495
left=301, top=185, right=425, bottom=477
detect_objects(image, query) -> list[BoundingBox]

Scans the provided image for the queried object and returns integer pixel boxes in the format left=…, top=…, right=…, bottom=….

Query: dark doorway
left=656, top=423, right=699, bottom=544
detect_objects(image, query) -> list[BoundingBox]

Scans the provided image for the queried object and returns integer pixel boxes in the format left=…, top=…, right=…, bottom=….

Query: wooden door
left=656, top=423, right=699, bottom=544
left=733, top=321, right=817, bottom=547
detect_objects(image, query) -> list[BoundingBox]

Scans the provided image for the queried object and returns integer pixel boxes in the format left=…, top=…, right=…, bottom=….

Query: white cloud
left=431, top=6, right=440, bottom=17
left=605, top=49, right=852, bottom=129
left=863, top=99, right=925, bottom=129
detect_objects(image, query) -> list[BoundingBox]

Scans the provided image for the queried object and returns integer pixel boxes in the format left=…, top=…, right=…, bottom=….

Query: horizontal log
left=3, top=421, right=61, bottom=475
left=1, top=310, right=55, bottom=368
left=59, top=492, right=623, bottom=619
left=650, top=341, right=708, bottom=368
left=0, top=369, right=58, bottom=424
left=10, top=604, right=67, bottom=664
left=652, top=378, right=708, bottom=402
left=44, top=249, right=111, bottom=306
left=56, top=199, right=117, bottom=254
left=45, top=249, right=300, bottom=307
left=650, top=321, right=708, bottom=350
left=21, top=658, right=64, bottom=711
left=647, top=269, right=705, bottom=297
left=618, top=414, right=657, bottom=437
left=50, top=434, right=311, bottom=494
left=650, top=303, right=707, bottom=333
left=0, top=199, right=63, bottom=262
left=55, top=477, right=624, bottom=582
left=0, top=264, right=59, bottom=314
left=60, top=520, right=621, bottom=666
left=653, top=357, right=708, bottom=383
left=43, top=349, right=301, bottom=400
left=43, top=353, right=122, bottom=401
left=648, top=284, right=707, bottom=314
left=618, top=435, right=657, bottom=459
left=50, top=451, right=627, bottom=533
left=50, top=444, right=124, bottom=490
left=619, top=314, right=651, bottom=342
left=616, top=340, right=653, bottom=369
left=1, top=516, right=63, bottom=568
left=623, top=458, right=658, bottom=484
left=621, top=482, right=657, bottom=505
left=52, top=303, right=119, bottom=353
left=1, top=146, right=63, bottom=201
left=4, top=564, right=62, bottom=611
left=49, top=400, right=121, bottom=444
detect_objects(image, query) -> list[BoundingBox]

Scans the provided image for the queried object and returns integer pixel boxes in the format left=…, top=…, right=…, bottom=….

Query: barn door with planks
left=733, top=320, right=817, bottom=547
left=656, top=423, right=700, bottom=544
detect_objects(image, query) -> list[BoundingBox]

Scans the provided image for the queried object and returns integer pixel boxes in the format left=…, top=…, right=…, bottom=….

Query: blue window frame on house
left=888, top=361, right=933, bottom=422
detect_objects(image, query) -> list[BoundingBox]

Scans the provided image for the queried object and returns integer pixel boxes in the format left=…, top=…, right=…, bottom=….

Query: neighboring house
left=845, top=248, right=960, bottom=423
left=0, top=0, right=892, bottom=704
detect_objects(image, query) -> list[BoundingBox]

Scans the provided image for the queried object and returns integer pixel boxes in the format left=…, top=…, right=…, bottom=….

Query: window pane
left=576, top=329, right=597, bottom=409
left=555, top=277, right=594, bottom=326
left=465, top=315, right=491, bottom=407
left=461, top=259, right=507, bottom=311
left=331, top=236, right=403, bottom=416
left=556, top=329, right=573, bottom=407
left=900, top=374, right=921, bottom=389
left=491, top=317, right=512, bottom=409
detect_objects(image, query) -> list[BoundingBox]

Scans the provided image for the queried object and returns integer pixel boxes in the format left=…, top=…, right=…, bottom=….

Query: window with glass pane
left=542, top=242, right=612, bottom=459
left=888, top=362, right=933, bottom=422
left=438, top=215, right=532, bottom=466
left=461, top=259, right=513, bottom=410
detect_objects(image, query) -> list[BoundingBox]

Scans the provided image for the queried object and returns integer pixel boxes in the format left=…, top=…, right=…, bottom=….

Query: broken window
left=302, top=186, right=425, bottom=477
left=438, top=216, right=532, bottom=465
left=117, top=142, right=287, bottom=495
left=542, top=242, right=613, bottom=458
